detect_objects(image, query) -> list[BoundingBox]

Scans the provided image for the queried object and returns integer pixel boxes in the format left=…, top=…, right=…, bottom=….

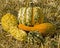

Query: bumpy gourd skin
left=1, top=13, right=18, bottom=31
left=9, top=26, right=27, bottom=41
left=25, top=31, right=44, bottom=44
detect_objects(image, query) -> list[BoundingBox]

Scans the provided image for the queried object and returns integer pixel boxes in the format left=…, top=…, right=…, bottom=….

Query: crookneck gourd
left=18, top=7, right=44, bottom=26
left=18, top=23, right=56, bottom=34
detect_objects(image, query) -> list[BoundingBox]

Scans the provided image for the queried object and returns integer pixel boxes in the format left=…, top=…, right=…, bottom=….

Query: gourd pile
left=1, top=12, right=56, bottom=42
left=1, top=1, right=56, bottom=43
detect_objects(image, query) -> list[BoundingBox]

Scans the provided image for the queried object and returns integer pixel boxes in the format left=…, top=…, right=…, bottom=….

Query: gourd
left=18, top=23, right=56, bottom=34
left=1, top=13, right=27, bottom=41
left=18, top=1, right=56, bottom=35
left=1, top=13, right=18, bottom=31
left=25, top=31, right=44, bottom=44
left=18, top=7, right=44, bottom=26
left=9, top=26, right=27, bottom=41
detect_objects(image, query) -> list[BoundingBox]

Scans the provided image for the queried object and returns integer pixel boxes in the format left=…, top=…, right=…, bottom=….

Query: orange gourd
left=18, top=23, right=56, bottom=34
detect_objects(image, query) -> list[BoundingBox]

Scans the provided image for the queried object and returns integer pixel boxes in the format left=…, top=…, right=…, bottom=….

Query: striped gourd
left=18, top=7, right=44, bottom=26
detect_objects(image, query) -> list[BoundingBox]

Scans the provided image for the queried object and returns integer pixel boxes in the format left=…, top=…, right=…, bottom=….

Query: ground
left=0, top=0, right=60, bottom=48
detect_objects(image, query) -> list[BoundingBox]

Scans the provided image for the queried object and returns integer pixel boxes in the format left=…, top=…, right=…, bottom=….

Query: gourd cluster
left=1, top=5, right=56, bottom=41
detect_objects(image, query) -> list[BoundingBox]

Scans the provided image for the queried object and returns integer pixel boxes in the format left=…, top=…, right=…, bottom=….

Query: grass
left=0, top=25, right=60, bottom=48
left=0, top=0, right=60, bottom=48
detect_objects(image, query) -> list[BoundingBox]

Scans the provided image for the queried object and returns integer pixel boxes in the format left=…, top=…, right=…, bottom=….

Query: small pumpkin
left=18, top=7, right=44, bottom=26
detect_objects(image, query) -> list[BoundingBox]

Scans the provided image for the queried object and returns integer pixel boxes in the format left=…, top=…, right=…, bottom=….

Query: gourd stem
left=29, top=0, right=34, bottom=26
left=26, top=0, right=34, bottom=26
